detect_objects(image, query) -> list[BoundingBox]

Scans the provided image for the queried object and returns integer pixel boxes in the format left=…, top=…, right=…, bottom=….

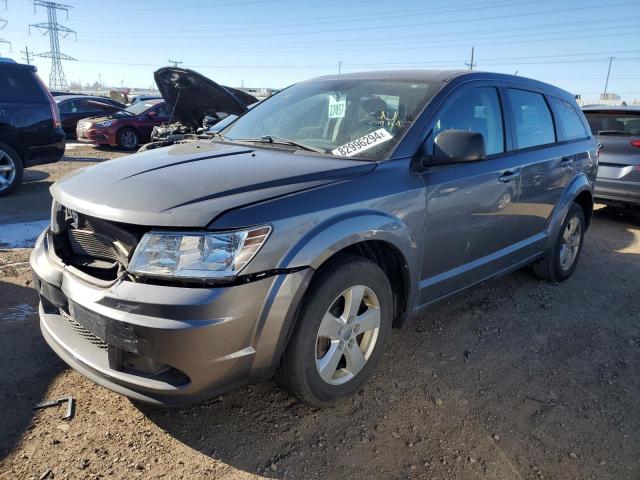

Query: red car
left=76, top=99, right=171, bottom=150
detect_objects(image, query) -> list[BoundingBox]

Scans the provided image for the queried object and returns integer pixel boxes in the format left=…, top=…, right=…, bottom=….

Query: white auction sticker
left=328, top=95, right=347, bottom=118
left=331, top=128, right=393, bottom=157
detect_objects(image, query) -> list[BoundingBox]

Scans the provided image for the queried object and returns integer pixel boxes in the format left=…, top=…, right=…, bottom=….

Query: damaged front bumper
left=30, top=228, right=311, bottom=405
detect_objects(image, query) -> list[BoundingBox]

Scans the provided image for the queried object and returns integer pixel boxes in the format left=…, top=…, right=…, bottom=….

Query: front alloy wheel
left=315, top=285, right=381, bottom=385
left=277, top=254, right=393, bottom=407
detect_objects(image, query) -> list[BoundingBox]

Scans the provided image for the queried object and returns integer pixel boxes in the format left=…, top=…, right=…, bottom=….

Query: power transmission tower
left=29, top=1, right=77, bottom=91
left=0, top=0, right=11, bottom=54
left=168, top=59, right=182, bottom=68
left=465, top=47, right=476, bottom=70
left=21, top=46, right=33, bottom=64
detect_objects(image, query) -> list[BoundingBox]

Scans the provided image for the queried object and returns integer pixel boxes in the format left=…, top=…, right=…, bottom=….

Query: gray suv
left=31, top=70, right=598, bottom=407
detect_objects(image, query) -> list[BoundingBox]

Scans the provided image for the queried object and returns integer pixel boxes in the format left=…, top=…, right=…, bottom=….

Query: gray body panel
left=594, top=135, right=640, bottom=205
left=31, top=70, right=597, bottom=404
left=583, top=106, right=640, bottom=205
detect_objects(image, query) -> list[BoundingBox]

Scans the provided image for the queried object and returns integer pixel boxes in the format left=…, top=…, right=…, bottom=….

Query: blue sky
left=1, top=0, right=639, bottom=98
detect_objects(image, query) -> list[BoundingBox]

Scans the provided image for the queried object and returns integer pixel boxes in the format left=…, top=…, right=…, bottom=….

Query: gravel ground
left=0, top=144, right=639, bottom=480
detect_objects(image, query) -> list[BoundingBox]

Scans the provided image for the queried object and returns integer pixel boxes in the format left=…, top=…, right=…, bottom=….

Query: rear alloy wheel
left=0, top=144, right=24, bottom=197
left=277, top=254, right=393, bottom=407
left=117, top=128, right=140, bottom=150
left=532, top=202, right=585, bottom=282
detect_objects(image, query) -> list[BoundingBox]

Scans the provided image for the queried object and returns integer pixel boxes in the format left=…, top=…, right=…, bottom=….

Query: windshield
left=114, top=101, right=159, bottom=117
left=222, top=78, right=439, bottom=160
left=584, top=111, right=640, bottom=136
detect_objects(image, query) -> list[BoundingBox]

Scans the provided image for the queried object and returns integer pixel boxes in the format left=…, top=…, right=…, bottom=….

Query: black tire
left=276, top=254, right=393, bottom=407
left=116, top=127, right=140, bottom=150
left=0, top=143, right=24, bottom=197
left=532, top=203, right=585, bottom=282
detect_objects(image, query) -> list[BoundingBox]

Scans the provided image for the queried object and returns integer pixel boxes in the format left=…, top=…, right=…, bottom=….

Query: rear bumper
left=30, top=228, right=312, bottom=405
left=595, top=177, right=640, bottom=206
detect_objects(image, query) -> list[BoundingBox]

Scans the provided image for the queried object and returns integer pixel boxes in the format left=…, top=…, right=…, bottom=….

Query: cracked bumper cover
left=30, top=228, right=311, bottom=405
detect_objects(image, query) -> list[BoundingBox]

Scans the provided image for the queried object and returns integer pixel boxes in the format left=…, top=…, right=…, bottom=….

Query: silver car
left=31, top=71, right=598, bottom=407
left=583, top=105, right=640, bottom=206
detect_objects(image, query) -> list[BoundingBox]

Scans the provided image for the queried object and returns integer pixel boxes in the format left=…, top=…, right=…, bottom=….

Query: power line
left=77, top=1, right=639, bottom=41
left=29, top=1, right=77, bottom=91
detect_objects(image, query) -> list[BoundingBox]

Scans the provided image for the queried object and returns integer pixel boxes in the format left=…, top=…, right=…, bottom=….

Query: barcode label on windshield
left=331, top=129, right=393, bottom=157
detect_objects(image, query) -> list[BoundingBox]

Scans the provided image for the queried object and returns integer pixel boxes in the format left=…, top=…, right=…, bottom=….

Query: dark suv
left=0, top=58, right=65, bottom=196
left=31, top=71, right=597, bottom=407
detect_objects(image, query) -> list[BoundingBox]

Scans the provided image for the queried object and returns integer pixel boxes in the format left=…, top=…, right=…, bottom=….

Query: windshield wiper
left=232, top=135, right=327, bottom=154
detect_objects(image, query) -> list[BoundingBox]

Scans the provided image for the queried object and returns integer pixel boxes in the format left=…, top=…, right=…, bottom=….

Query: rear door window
left=507, top=89, right=555, bottom=149
left=0, top=66, right=45, bottom=103
left=432, top=87, right=505, bottom=156
left=548, top=97, right=588, bottom=141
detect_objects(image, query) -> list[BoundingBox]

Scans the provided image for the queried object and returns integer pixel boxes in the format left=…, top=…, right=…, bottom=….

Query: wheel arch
left=282, top=211, right=419, bottom=327
left=546, top=174, right=593, bottom=250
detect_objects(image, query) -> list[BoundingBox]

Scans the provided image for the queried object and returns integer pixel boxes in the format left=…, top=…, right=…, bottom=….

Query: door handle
left=498, top=171, right=520, bottom=183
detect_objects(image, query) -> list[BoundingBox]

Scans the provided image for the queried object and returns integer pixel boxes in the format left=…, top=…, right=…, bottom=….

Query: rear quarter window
left=0, top=66, right=46, bottom=103
left=548, top=97, right=588, bottom=141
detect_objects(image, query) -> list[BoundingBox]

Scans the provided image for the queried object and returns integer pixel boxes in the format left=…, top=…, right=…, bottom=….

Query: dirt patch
left=0, top=148, right=638, bottom=479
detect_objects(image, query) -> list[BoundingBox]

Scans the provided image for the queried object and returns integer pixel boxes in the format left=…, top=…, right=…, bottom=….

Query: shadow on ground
left=0, top=281, right=64, bottom=461
left=142, top=209, right=640, bottom=479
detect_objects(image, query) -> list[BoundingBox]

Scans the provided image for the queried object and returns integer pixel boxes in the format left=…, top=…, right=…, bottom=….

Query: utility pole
left=603, top=56, right=614, bottom=96
left=21, top=46, right=33, bottom=64
left=1, top=0, right=11, bottom=54
left=338, top=60, right=342, bottom=75
left=168, top=59, right=182, bottom=68
left=465, top=47, right=476, bottom=70
left=30, top=1, right=77, bottom=91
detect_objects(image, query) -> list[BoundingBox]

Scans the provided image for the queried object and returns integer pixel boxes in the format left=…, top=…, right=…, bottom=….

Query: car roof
left=136, top=98, right=164, bottom=106
left=55, top=95, right=114, bottom=103
left=307, top=69, right=575, bottom=100
left=582, top=104, right=640, bottom=112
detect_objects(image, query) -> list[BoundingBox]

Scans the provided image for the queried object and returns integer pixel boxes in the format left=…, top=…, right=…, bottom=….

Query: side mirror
left=423, top=130, right=486, bottom=166
left=147, top=110, right=157, bottom=117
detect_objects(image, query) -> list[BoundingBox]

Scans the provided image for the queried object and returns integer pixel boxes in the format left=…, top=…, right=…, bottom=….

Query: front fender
left=546, top=173, right=593, bottom=250
left=279, top=209, right=420, bottom=312
left=283, top=210, right=416, bottom=269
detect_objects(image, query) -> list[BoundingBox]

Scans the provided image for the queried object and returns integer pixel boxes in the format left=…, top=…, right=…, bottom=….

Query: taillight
left=33, top=71, right=61, bottom=129
left=631, top=140, right=640, bottom=148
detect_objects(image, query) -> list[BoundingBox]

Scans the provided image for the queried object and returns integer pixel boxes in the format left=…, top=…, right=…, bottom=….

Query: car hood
left=51, top=141, right=376, bottom=227
left=154, top=67, right=257, bottom=130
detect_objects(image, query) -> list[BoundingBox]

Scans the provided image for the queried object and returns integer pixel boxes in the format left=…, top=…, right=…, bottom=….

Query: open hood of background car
left=154, top=67, right=257, bottom=130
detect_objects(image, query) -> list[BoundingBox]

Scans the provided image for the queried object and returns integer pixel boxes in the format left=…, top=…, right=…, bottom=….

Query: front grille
left=68, top=229, right=122, bottom=262
left=62, top=309, right=108, bottom=350
left=51, top=203, right=146, bottom=281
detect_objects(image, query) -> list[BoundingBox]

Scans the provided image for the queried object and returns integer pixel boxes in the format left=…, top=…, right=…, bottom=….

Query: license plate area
left=63, top=301, right=141, bottom=354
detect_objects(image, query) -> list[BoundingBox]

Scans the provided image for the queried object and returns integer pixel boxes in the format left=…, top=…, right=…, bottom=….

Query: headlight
left=95, top=120, right=116, bottom=128
left=128, top=226, right=271, bottom=280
